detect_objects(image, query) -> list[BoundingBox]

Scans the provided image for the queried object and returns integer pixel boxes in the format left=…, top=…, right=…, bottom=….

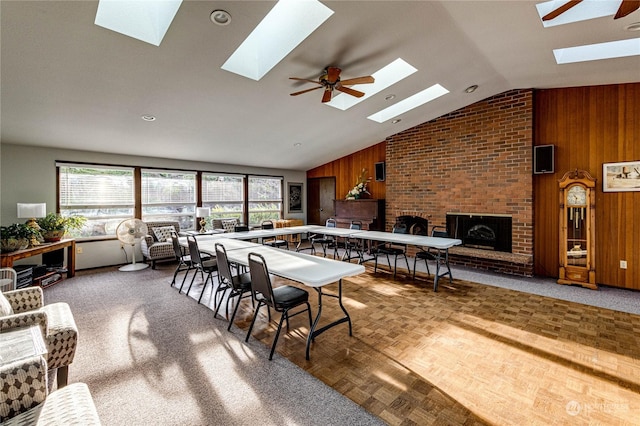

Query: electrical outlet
left=76, top=246, right=83, bottom=254
left=620, top=260, right=627, bottom=269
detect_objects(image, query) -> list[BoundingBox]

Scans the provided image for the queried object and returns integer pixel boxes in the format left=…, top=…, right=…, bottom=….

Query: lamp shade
left=17, top=203, right=47, bottom=218
left=196, top=207, right=211, bottom=218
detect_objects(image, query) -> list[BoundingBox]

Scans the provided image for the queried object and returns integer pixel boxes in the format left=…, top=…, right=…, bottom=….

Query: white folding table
left=355, top=230, right=462, bottom=291
left=195, top=238, right=365, bottom=360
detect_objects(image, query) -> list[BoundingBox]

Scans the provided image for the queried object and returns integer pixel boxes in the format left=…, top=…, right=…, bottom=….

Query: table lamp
left=196, top=207, right=211, bottom=233
left=17, top=203, right=47, bottom=246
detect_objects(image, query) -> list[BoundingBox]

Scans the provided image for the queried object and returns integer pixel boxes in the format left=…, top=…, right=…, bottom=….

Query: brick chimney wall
left=385, top=89, right=534, bottom=274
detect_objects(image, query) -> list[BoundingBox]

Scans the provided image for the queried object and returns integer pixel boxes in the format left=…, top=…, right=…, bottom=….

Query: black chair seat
left=215, top=243, right=253, bottom=331
left=270, top=285, right=309, bottom=308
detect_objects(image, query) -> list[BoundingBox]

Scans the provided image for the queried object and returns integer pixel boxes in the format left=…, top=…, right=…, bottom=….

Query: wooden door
left=307, top=177, right=335, bottom=225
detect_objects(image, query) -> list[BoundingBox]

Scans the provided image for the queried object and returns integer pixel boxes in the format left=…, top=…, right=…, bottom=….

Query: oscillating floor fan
left=116, top=218, right=150, bottom=272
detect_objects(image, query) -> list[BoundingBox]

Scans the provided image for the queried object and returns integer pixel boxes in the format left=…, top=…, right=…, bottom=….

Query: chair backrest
left=170, top=232, right=184, bottom=259
left=431, top=226, right=449, bottom=238
left=392, top=223, right=408, bottom=234
left=215, top=243, right=234, bottom=286
left=261, top=220, right=274, bottom=230
left=234, top=225, right=250, bottom=232
left=186, top=236, right=204, bottom=265
left=326, top=218, right=337, bottom=228
left=350, top=220, right=362, bottom=230
left=0, top=267, right=17, bottom=292
left=248, top=252, right=275, bottom=308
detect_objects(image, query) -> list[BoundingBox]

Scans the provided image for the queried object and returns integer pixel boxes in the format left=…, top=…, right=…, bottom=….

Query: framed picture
left=288, top=182, right=303, bottom=213
left=603, top=161, right=640, bottom=192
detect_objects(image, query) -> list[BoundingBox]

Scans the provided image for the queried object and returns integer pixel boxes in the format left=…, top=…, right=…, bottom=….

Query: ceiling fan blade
left=326, top=66, right=341, bottom=84
left=615, top=0, right=640, bottom=19
left=289, top=77, right=321, bottom=85
left=322, top=87, right=333, bottom=103
left=290, top=86, right=323, bottom=96
left=339, top=76, right=374, bottom=86
left=542, top=0, right=582, bottom=21
left=336, top=85, right=365, bottom=98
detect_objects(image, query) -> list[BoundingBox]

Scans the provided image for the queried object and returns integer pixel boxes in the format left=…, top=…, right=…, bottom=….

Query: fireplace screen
left=446, top=214, right=512, bottom=252
left=396, top=215, right=429, bottom=236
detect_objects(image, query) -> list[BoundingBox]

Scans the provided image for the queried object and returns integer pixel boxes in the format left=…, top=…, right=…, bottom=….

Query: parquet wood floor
left=220, top=261, right=640, bottom=425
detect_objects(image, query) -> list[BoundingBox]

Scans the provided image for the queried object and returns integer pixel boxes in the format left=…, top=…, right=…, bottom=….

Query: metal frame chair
left=342, top=221, right=364, bottom=263
left=373, top=223, right=411, bottom=278
left=185, top=236, right=219, bottom=305
left=214, top=243, right=253, bottom=331
left=169, top=232, right=195, bottom=290
left=413, top=226, right=451, bottom=281
left=310, top=218, right=337, bottom=258
left=245, top=252, right=312, bottom=360
left=261, top=220, right=289, bottom=250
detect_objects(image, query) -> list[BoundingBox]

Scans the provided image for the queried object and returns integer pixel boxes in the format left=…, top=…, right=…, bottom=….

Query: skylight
left=95, top=0, right=182, bottom=46
left=536, top=0, right=619, bottom=27
left=326, top=58, right=418, bottom=110
left=554, top=38, right=640, bottom=64
left=367, top=84, right=449, bottom=123
left=221, top=0, right=333, bottom=81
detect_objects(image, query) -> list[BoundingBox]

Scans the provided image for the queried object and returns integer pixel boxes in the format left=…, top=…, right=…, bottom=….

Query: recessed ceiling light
left=326, top=58, right=418, bottom=110
left=385, top=94, right=396, bottom=101
left=553, top=38, right=640, bottom=64
left=95, top=0, right=183, bottom=46
left=368, top=84, right=449, bottom=123
left=464, top=85, right=478, bottom=93
left=294, top=143, right=302, bottom=147
left=210, top=10, right=231, bottom=26
left=625, top=22, right=640, bottom=32
left=221, top=0, right=333, bottom=81
left=141, top=114, right=156, bottom=121
left=391, top=119, right=401, bottom=124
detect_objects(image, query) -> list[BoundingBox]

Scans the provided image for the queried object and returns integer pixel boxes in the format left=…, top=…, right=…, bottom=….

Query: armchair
left=0, top=287, right=78, bottom=389
left=140, top=221, right=180, bottom=269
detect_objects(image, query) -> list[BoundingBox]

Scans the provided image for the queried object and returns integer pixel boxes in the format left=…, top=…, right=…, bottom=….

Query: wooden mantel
left=333, top=199, right=385, bottom=230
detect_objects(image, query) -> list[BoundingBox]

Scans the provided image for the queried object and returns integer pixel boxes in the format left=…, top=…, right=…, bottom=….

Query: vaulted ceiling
left=2, top=1, right=638, bottom=171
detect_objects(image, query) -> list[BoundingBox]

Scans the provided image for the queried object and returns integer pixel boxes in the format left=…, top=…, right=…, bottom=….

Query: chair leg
left=57, top=365, right=69, bottom=388
left=227, top=291, right=246, bottom=331
left=269, top=309, right=288, bottom=360
left=245, top=301, right=265, bottom=342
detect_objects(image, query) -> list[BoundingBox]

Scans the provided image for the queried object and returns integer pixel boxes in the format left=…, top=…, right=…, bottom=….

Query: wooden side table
left=0, top=239, right=75, bottom=280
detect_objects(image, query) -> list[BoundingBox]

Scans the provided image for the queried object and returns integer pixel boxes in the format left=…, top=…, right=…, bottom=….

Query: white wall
left=1, top=143, right=306, bottom=269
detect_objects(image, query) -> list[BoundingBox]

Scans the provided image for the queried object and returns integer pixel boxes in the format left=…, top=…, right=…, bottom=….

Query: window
left=248, top=176, right=283, bottom=226
left=202, top=173, right=244, bottom=222
left=141, top=170, right=196, bottom=230
left=58, top=163, right=135, bottom=237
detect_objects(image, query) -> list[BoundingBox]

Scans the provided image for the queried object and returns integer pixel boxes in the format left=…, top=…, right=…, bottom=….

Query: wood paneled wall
left=534, top=83, right=640, bottom=289
left=307, top=142, right=386, bottom=201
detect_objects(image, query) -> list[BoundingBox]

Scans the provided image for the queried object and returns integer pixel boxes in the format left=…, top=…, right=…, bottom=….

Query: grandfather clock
left=558, top=169, right=597, bottom=289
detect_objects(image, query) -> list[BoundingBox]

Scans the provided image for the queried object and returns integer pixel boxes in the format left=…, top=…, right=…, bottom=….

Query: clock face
left=567, top=185, right=587, bottom=206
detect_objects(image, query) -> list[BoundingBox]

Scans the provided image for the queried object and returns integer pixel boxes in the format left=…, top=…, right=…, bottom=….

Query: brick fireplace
left=384, top=89, right=534, bottom=276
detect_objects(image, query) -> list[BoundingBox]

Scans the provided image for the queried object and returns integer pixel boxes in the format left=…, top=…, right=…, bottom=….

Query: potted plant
left=0, top=223, right=39, bottom=252
left=36, top=213, right=87, bottom=242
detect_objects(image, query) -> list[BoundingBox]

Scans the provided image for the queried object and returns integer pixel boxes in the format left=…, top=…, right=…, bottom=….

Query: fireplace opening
left=446, top=213, right=512, bottom=252
left=396, top=215, right=429, bottom=235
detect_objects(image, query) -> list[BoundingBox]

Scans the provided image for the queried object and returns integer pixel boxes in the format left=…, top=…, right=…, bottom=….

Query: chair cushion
left=273, top=285, right=309, bottom=308
left=153, top=225, right=176, bottom=243
left=0, top=291, right=13, bottom=316
left=221, top=219, right=237, bottom=233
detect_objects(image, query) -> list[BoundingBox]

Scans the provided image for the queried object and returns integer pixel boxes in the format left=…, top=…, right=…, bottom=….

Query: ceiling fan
left=289, top=67, right=374, bottom=103
left=542, top=0, right=640, bottom=21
